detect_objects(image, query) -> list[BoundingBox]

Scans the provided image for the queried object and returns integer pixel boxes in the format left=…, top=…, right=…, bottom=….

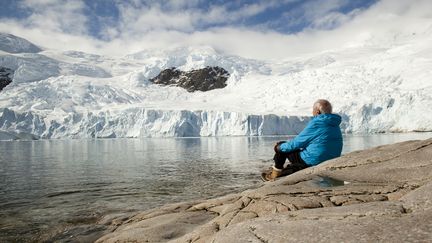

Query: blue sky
left=0, top=0, right=430, bottom=59
left=0, top=0, right=377, bottom=39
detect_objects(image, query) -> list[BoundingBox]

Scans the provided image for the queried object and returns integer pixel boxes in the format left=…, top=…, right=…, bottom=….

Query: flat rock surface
left=96, top=138, right=432, bottom=243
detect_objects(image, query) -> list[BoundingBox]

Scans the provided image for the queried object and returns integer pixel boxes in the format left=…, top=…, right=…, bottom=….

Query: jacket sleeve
left=279, top=119, right=318, bottom=153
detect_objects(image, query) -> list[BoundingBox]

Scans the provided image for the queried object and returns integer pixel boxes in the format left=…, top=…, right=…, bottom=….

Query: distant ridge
left=0, top=33, right=42, bottom=53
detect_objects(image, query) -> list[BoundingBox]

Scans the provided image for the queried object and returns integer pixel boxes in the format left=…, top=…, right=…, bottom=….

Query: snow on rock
left=0, top=54, right=60, bottom=83
left=0, top=33, right=42, bottom=53
left=59, top=62, right=111, bottom=78
left=0, top=75, right=142, bottom=113
left=0, top=32, right=432, bottom=139
left=0, top=108, right=309, bottom=139
left=126, top=46, right=270, bottom=86
left=0, top=53, right=111, bottom=84
left=340, top=89, right=432, bottom=133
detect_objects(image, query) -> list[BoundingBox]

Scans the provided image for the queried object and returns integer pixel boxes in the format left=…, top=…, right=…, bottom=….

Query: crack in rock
left=261, top=198, right=293, bottom=211
left=222, top=210, right=240, bottom=228
left=248, top=226, right=269, bottom=243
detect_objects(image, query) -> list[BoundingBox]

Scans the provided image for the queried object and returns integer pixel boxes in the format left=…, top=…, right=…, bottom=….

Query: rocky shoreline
left=95, top=138, right=432, bottom=242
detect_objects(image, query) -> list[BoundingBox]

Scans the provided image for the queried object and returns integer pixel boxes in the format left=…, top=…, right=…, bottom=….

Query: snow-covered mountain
left=0, top=33, right=42, bottom=54
left=0, top=31, right=431, bottom=139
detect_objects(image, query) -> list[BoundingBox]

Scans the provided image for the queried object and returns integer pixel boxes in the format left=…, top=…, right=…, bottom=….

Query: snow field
left=0, top=32, right=431, bottom=139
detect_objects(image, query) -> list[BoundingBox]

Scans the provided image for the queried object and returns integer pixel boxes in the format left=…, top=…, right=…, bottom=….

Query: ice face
left=0, top=32, right=431, bottom=140
left=0, top=108, right=310, bottom=139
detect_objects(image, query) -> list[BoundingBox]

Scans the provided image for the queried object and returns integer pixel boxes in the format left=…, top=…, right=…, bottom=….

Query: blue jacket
left=279, top=114, right=343, bottom=166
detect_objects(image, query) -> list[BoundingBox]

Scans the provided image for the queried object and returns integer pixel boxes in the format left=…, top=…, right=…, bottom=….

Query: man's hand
left=274, top=141, right=285, bottom=153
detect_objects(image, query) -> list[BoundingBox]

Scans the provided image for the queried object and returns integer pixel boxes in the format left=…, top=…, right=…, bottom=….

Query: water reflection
left=312, top=176, right=347, bottom=187
left=0, top=133, right=431, bottom=241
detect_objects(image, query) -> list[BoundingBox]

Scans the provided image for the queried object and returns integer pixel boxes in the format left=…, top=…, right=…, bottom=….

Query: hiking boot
left=261, top=166, right=282, bottom=181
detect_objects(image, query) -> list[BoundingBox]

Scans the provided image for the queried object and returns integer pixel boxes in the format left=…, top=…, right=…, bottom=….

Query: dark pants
left=273, top=150, right=309, bottom=171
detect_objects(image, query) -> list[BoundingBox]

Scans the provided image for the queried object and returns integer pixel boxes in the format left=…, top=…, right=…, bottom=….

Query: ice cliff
left=0, top=32, right=431, bottom=139
left=0, top=108, right=308, bottom=139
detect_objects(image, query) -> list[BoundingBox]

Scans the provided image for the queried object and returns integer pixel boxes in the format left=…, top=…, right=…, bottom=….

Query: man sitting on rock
left=262, top=99, right=343, bottom=181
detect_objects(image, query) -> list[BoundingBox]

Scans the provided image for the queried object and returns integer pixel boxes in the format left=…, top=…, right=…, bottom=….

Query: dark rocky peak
left=151, top=67, right=183, bottom=85
left=0, top=66, right=13, bottom=91
left=150, top=66, right=229, bottom=92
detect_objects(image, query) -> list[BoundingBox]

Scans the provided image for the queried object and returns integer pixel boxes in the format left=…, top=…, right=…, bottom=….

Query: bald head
left=313, top=99, right=332, bottom=115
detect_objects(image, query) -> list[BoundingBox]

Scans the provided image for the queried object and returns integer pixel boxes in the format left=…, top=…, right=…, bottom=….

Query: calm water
left=0, top=133, right=431, bottom=242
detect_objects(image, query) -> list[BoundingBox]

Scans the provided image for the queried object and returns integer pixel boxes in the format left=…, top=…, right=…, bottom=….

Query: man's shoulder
left=312, top=114, right=342, bottom=126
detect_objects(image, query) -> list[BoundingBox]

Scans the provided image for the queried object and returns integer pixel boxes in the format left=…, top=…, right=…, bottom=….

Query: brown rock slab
left=95, top=138, right=432, bottom=243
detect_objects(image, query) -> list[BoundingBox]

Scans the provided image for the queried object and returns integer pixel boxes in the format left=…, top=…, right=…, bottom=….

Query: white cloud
left=0, top=0, right=100, bottom=53
left=111, top=0, right=280, bottom=35
left=165, top=0, right=202, bottom=10
left=0, top=19, right=103, bottom=52
left=310, top=9, right=361, bottom=30
left=118, top=5, right=195, bottom=33
left=302, top=0, right=347, bottom=20
left=19, top=0, right=88, bottom=34
left=0, top=0, right=431, bottom=60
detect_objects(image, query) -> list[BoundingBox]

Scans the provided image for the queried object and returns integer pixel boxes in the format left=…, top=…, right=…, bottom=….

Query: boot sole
left=260, top=172, right=270, bottom=182
left=260, top=167, right=297, bottom=182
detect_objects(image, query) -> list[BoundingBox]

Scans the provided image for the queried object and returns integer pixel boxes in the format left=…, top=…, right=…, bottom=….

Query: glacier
left=0, top=108, right=309, bottom=139
left=0, top=31, right=432, bottom=140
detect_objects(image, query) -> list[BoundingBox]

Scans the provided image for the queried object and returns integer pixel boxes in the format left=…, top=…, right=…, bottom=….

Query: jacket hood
left=313, top=113, right=341, bottom=127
